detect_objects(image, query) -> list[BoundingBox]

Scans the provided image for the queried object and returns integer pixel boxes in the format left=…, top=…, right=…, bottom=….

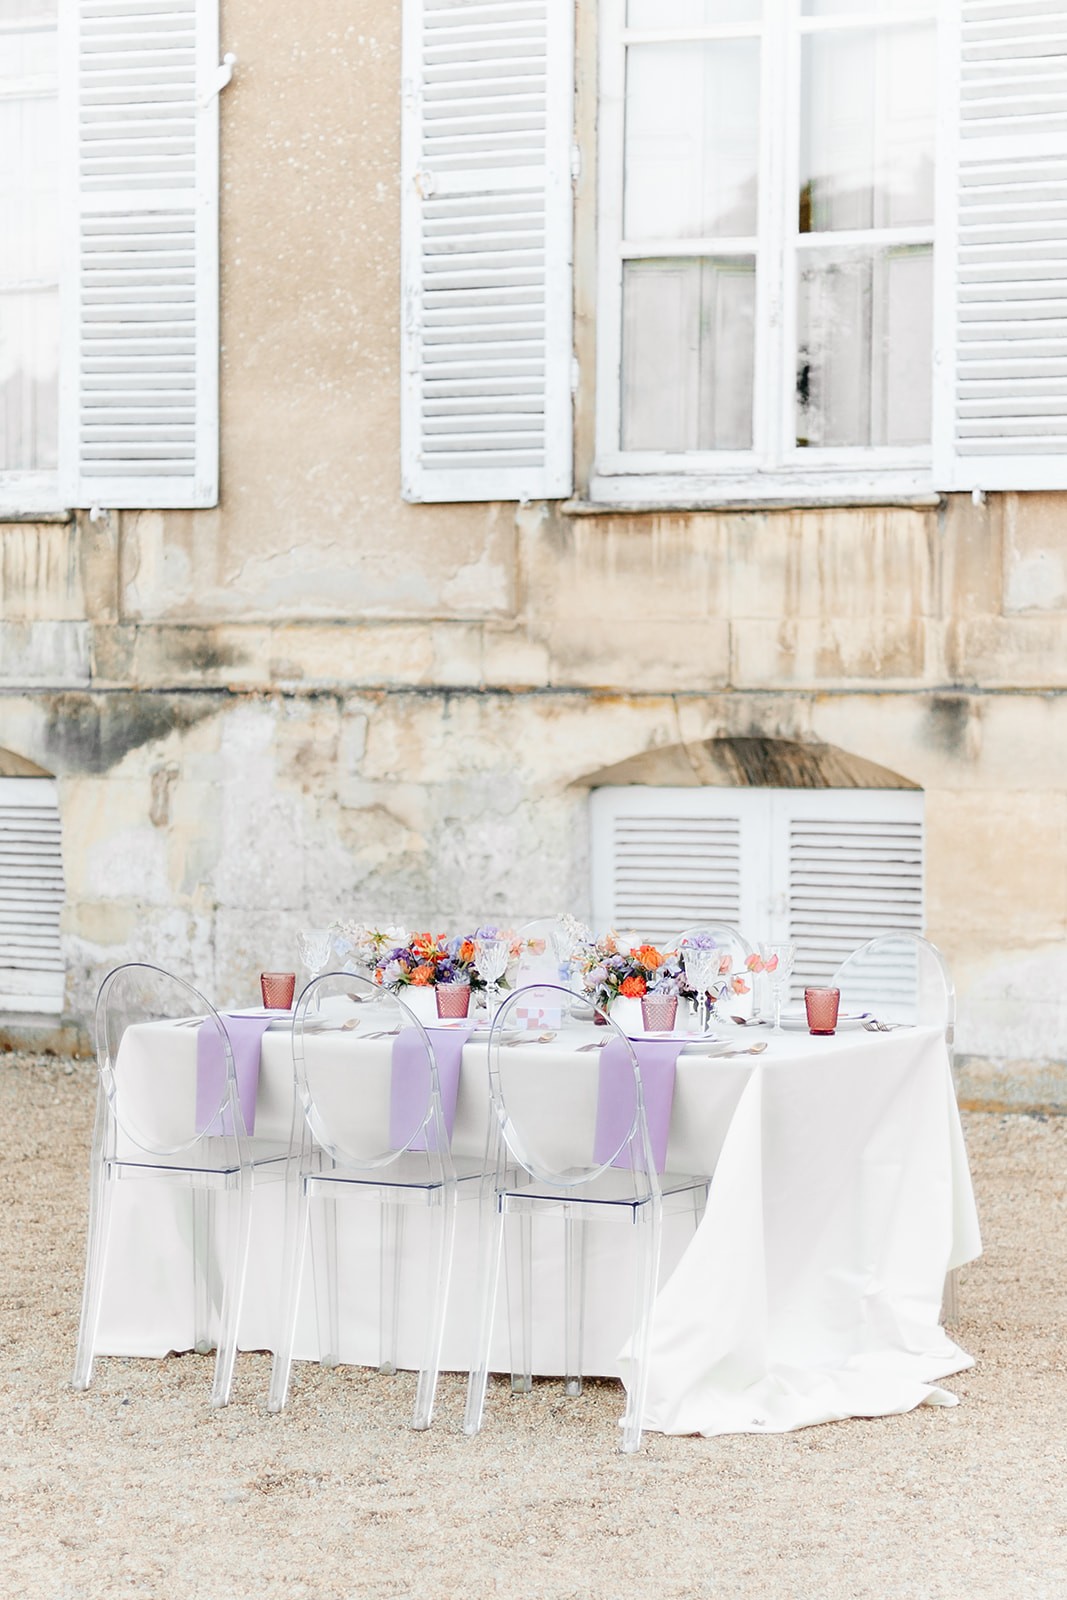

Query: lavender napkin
left=195, top=1014, right=274, bottom=1137
left=389, top=1022, right=473, bottom=1153
left=593, top=1037, right=684, bottom=1174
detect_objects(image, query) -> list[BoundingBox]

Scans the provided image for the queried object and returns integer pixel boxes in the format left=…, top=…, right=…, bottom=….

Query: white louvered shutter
left=591, top=786, right=924, bottom=1000
left=0, top=778, right=65, bottom=1015
left=590, top=788, right=766, bottom=945
left=400, top=0, right=574, bottom=503
left=58, top=0, right=221, bottom=508
left=933, top=2, right=1067, bottom=489
left=776, top=790, right=925, bottom=999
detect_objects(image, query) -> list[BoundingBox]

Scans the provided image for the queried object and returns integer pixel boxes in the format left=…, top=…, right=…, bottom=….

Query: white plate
left=777, top=1010, right=871, bottom=1033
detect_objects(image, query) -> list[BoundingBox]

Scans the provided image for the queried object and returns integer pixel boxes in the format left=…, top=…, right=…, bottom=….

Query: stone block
left=732, top=617, right=930, bottom=688
left=1003, top=491, right=1067, bottom=614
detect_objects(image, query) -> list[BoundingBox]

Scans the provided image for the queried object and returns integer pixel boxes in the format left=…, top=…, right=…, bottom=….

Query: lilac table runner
left=389, top=1023, right=473, bottom=1152
left=195, top=1014, right=275, bottom=1136
left=593, top=1037, right=685, bottom=1174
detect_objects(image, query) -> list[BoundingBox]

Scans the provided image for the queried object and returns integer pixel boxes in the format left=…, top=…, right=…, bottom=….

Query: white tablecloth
left=93, top=1020, right=981, bottom=1437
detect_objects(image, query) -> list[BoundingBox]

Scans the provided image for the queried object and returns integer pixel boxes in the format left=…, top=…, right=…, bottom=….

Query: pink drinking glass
left=436, top=982, right=471, bottom=1019
left=260, top=971, right=296, bottom=1009
left=805, top=986, right=840, bottom=1035
left=640, top=994, right=678, bottom=1032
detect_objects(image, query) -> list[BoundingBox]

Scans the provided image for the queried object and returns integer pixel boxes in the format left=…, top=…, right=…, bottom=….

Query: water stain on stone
left=925, top=694, right=974, bottom=759
left=42, top=692, right=218, bottom=775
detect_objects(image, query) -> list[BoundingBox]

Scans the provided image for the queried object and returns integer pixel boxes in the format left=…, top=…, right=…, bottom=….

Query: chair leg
left=72, top=1164, right=114, bottom=1392
left=463, top=1198, right=505, bottom=1438
left=506, top=1211, right=533, bottom=1394
left=309, top=1189, right=340, bottom=1368
left=412, top=1186, right=457, bottom=1431
left=563, top=1208, right=586, bottom=1398
left=379, top=1202, right=405, bottom=1376
left=620, top=1199, right=663, bottom=1455
left=268, top=1176, right=312, bottom=1413
left=211, top=1171, right=254, bottom=1408
left=192, top=1188, right=216, bottom=1355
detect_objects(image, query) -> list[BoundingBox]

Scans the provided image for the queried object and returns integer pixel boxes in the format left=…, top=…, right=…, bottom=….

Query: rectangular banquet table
left=93, top=1017, right=981, bottom=1437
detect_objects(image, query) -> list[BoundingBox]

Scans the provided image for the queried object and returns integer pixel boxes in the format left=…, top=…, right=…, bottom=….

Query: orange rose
left=459, top=939, right=476, bottom=963
left=409, top=964, right=435, bottom=986
left=619, top=975, right=647, bottom=998
left=635, top=945, right=663, bottom=971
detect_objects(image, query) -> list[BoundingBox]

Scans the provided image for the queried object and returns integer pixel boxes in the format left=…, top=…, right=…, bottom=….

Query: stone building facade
left=1, top=1, right=1064, bottom=1108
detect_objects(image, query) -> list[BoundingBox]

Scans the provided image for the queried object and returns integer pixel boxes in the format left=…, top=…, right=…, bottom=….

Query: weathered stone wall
left=1, top=0, right=1064, bottom=1105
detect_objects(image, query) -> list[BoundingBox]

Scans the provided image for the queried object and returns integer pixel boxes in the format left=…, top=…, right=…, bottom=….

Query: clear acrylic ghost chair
left=831, top=932, right=961, bottom=1321
left=73, top=962, right=291, bottom=1406
left=463, top=983, right=710, bottom=1454
left=667, top=924, right=759, bottom=1020
left=267, top=973, right=485, bottom=1428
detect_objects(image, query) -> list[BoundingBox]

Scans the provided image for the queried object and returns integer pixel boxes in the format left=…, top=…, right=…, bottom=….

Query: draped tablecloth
left=92, top=1020, right=980, bottom=1437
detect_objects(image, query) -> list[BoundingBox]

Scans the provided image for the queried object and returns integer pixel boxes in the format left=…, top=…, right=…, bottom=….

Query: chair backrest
left=831, top=933, right=955, bottom=1047
left=514, top=917, right=592, bottom=984
left=291, top=972, right=452, bottom=1175
left=667, top=925, right=757, bottom=1017
left=94, top=962, right=242, bottom=1159
left=666, top=924, right=755, bottom=963
left=486, top=982, right=658, bottom=1196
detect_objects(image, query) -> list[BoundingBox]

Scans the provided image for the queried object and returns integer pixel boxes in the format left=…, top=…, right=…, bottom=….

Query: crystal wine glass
left=474, top=936, right=510, bottom=1027
left=681, top=946, right=717, bottom=1036
left=297, top=927, right=335, bottom=983
left=759, top=942, right=796, bottom=1033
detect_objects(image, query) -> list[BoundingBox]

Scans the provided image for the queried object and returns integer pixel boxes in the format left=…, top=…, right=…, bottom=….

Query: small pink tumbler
left=436, top=982, right=471, bottom=1019
left=640, top=993, right=678, bottom=1032
left=804, top=986, right=840, bottom=1035
left=260, top=972, right=296, bottom=1010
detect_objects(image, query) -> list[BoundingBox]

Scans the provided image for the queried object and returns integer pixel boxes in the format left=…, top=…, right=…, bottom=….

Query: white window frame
left=592, top=0, right=940, bottom=508
left=1, top=0, right=224, bottom=517
left=0, top=7, right=60, bottom=513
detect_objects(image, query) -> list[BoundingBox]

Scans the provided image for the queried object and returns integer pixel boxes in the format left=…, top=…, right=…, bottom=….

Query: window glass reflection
left=622, top=258, right=756, bottom=451
left=799, top=25, right=935, bottom=232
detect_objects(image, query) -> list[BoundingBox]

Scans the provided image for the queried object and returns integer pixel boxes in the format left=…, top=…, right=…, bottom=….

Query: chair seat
left=305, top=1151, right=487, bottom=1192
left=110, top=1139, right=292, bottom=1180
left=500, top=1166, right=708, bottom=1209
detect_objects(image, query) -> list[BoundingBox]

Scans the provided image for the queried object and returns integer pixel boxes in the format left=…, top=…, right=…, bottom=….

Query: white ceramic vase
left=398, top=985, right=438, bottom=1025
left=608, top=995, right=645, bottom=1035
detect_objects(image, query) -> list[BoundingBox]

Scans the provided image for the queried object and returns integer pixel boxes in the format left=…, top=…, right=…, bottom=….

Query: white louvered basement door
left=779, top=791, right=924, bottom=999
left=934, top=1, right=1067, bottom=489
left=59, top=0, right=220, bottom=508
left=400, top=0, right=574, bottom=502
left=0, top=778, right=65, bottom=1015
left=591, top=786, right=924, bottom=998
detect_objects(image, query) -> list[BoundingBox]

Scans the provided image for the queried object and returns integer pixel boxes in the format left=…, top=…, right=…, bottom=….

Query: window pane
left=622, top=258, right=755, bottom=451
left=0, top=6, right=58, bottom=472
left=625, top=41, right=760, bottom=239
left=0, top=292, right=59, bottom=470
left=0, top=0, right=55, bottom=20
left=628, top=0, right=761, bottom=23
left=802, top=0, right=933, bottom=13
left=799, top=25, right=935, bottom=232
left=795, top=246, right=932, bottom=448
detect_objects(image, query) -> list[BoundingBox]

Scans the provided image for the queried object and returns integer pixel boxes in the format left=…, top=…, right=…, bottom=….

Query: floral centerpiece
left=571, top=933, right=682, bottom=1012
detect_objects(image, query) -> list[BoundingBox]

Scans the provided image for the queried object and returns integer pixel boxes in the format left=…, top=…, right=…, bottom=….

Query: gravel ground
left=1, top=1052, right=1064, bottom=1600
